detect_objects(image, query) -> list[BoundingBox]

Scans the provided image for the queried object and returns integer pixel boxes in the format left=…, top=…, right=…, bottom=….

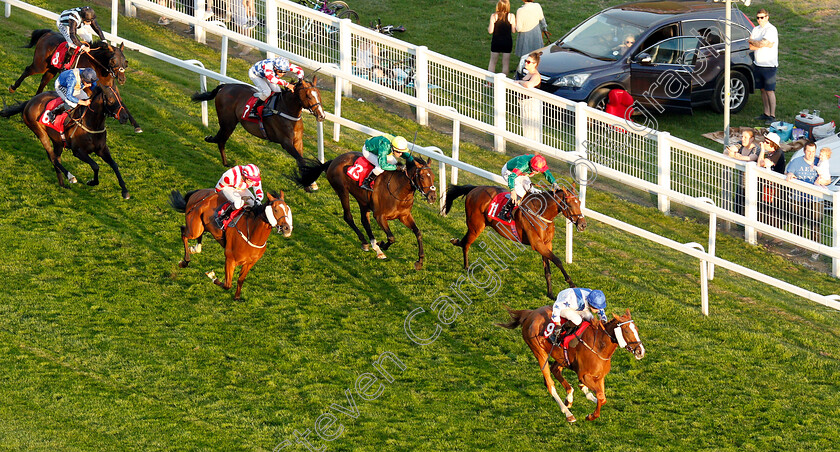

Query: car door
left=629, top=36, right=698, bottom=114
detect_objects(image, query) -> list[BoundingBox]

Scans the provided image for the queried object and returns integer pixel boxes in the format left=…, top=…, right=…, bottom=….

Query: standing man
left=785, top=142, right=823, bottom=259
left=749, top=9, right=778, bottom=125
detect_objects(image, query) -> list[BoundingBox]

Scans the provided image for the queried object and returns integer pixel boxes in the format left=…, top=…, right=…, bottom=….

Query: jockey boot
left=47, top=104, right=68, bottom=124
left=251, top=98, right=265, bottom=118
left=499, top=199, right=514, bottom=221
left=361, top=172, right=376, bottom=191
left=553, top=322, right=577, bottom=348
left=215, top=205, right=234, bottom=229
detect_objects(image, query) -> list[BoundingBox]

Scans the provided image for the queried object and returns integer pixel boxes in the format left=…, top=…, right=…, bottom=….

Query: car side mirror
left=634, top=52, right=653, bottom=65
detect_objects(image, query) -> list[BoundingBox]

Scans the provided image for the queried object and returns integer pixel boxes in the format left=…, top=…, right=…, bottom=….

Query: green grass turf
left=0, top=1, right=838, bottom=450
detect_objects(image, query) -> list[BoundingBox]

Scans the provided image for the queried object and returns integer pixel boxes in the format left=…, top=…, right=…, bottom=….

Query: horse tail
left=0, top=102, right=26, bottom=118
left=168, top=190, right=187, bottom=212
left=495, top=305, right=532, bottom=330
left=191, top=84, right=224, bottom=102
left=294, top=158, right=331, bottom=188
left=25, top=29, right=52, bottom=48
left=443, top=184, right=477, bottom=214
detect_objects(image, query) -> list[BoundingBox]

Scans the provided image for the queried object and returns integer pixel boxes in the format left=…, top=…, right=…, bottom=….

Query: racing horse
left=443, top=184, right=586, bottom=299
left=0, top=85, right=132, bottom=199
left=191, top=79, right=326, bottom=188
left=169, top=189, right=293, bottom=300
left=498, top=306, right=645, bottom=422
left=8, top=30, right=142, bottom=133
left=294, top=153, right=436, bottom=269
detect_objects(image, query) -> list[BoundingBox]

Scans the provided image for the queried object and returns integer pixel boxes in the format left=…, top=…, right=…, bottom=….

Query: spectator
left=488, top=0, right=517, bottom=75
left=723, top=129, right=758, bottom=215
left=814, top=147, right=832, bottom=186
left=517, top=51, right=541, bottom=88
left=756, top=132, right=785, bottom=228
left=518, top=52, right=542, bottom=142
left=356, top=37, right=385, bottom=80
left=749, top=9, right=778, bottom=125
left=786, top=142, right=823, bottom=258
left=515, top=0, right=548, bottom=59
left=617, top=34, right=636, bottom=55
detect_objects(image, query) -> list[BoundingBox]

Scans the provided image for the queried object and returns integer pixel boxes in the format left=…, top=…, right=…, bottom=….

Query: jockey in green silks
left=360, top=134, right=413, bottom=191
left=499, top=154, right=556, bottom=220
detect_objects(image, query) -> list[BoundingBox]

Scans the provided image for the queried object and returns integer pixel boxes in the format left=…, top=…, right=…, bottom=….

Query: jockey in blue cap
left=47, top=68, right=98, bottom=124
left=547, top=287, right=607, bottom=348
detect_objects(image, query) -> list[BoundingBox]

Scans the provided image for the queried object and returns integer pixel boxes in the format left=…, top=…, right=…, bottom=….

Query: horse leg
left=179, top=226, right=193, bottom=268
left=205, top=119, right=237, bottom=167
left=189, top=234, right=204, bottom=254
left=39, top=135, right=73, bottom=187
left=550, top=361, right=574, bottom=409
left=36, top=71, right=56, bottom=95
left=578, top=383, right=598, bottom=404
left=333, top=190, right=367, bottom=250
left=374, top=213, right=396, bottom=252
left=71, top=149, right=100, bottom=187
left=449, top=216, right=486, bottom=269
left=211, top=254, right=236, bottom=291
left=98, top=146, right=130, bottom=199
left=527, top=233, right=575, bottom=294
left=358, top=205, right=382, bottom=257
left=531, top=349, right=576, bottom=422
left=543, top=257, right=554, bottom=300
left=580, top=374, right=606, bottom=421
left=398, top=213, right=424, bottom=270
left=233, top=261, right=256, bottom=301
left=9, top=63, right=40, bottom=93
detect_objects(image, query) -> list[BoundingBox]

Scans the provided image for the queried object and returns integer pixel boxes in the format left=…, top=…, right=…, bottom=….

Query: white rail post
left=265, top=0, right=278, bottom=56
left=698, top=197, right=717, bottom=280
left=415, top=46, right=429, bottom=126
left=334, top=18, right=352, bottom=140
left=444, top=106, right=460, bottom=185
left=204, top=21, right=229, bottom=76
left=437, top=154, right=446, bottom=214
left=124, top=0, right=135, bottom=18
left=575, top=102, right=588, bottom=207
left=743, top=162, right=758, bottom=244
left=317, top=121, right=324, bottom=163
left=194, top=0, right=207, bottom=44
left=657, top=131, right=671, bottom=214
left=833, top=190, right=840, bottom=277
left=493, top=73, right=506, bottom=153
left=111, top=0, right=119, bottom=37
left=185, top=60, right=208, bottom=126
left=686, top=242, right=709, bottom=316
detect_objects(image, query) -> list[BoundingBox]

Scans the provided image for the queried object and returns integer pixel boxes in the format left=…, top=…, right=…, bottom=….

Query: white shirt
left=750, top=23, right=779, bottom=67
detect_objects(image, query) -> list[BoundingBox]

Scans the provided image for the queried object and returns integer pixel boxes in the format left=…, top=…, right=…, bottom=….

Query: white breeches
left=54, top=82, right=89, bottom=109
left=501, top=165, right=532, bottom=200
left=57, top=23, right=94, bottom=49
left=219, top=187, right=255, bottom=210
left=551, top=308, right=594, bottom=326
left=249, top=68, right=282, bottom=100
left=363, top=145, right=397, bottom=176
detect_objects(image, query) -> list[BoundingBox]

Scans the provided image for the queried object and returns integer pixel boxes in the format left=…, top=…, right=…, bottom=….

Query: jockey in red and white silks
left=215, top=164, right=264, bottom=210
left=248, top=57, right=304, bottom=103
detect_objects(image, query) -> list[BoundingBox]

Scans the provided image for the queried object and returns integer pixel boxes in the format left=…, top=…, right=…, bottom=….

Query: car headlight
left=552, top=73, right=591, bottom=88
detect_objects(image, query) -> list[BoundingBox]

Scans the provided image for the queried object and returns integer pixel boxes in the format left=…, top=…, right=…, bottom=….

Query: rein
left=83, top=47, right=118, bottom=78
left=231, top=202, right=290, bottom=249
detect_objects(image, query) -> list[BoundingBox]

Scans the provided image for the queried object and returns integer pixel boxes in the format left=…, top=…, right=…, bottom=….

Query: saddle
left=346, top=156, right=376, bottom=187
left=545, top=319, right=592, bottom=366
left=214, top=202, right=246, bottom=231
left=50, top=42, right=82, bottom=70
left=242, top=92, right=285, bottom=122
left=39, top=97, right=69, bottom=140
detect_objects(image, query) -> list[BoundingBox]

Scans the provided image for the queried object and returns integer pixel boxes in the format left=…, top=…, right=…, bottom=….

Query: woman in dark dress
left=488, top=0, right=517, bottom=75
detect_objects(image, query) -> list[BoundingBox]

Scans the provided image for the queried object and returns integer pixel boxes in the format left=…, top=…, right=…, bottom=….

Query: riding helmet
left=390, top=136, right=409, bottom=152
left=587, top=290, right=606, bottom=310
left=79, top=6, right=97, bottom=22
left=240, top=164, right=262, bottom=182
left=530, top=154, right=548, bottom=172
left=80, top=68, right=99, bottom=84
left=273, top=57, right=290, bottom=73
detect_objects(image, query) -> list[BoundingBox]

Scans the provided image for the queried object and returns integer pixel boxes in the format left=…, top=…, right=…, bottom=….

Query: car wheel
left=588, top=88, right=610, bottom=111
left=711, top=72, right=749, bottom=114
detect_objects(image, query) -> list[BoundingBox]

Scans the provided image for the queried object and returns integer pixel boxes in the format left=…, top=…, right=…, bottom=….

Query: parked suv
left=516, top=0, right=756, bottom=114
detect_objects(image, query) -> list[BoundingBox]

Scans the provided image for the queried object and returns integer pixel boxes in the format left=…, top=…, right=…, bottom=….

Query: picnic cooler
left=794, top=113, right=825, bottom=140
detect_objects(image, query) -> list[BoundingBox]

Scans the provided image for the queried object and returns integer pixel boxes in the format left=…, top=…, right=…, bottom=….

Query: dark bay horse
left=498, top=307, right=645, bottom=422
left=443, top=184, right=586, bottom=298
left=191, top=79, right=326, bottom=181
left=9, top=30, right=142, bottom=132
left=294, top=153, right=436, bottom=269
left=169, top=189, right=293, bottom=300
left=0, top=85, right=132, bottom=199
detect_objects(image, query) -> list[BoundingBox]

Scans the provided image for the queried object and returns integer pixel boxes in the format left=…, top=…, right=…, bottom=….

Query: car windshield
left=559, top=11, right=647, bottom=60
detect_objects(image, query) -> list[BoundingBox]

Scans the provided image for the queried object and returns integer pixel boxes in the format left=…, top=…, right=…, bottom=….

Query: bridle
left=613, top=319, right=644, bottom=355
left=65, top=86, right=123, bottom=136
left=298, top=83, right=323, bottom=117
left=555, top=188, right=585, bottom=226
left=386, top=163, right=436, bottom=201
left=233, top=200, right=291, bottom=248
left=575, top=318, right=642, bottom=361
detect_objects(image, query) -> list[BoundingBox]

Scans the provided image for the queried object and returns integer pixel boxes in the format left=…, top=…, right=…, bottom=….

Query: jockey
left=360, top=134, right=413, bottom=191
left=547, top=287, right=608, bottom=347
left=47, top=68, right=98, bottom=124
left=57, top=6, right=106, bottom=54
left=248, top=57, right=305, bottom=111
left=500, top=154, right=557, bottom=220
left=214, top=163, right=265, bottom=228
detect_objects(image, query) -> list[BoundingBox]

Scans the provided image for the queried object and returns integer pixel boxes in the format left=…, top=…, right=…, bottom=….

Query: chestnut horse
left=443, top=184, right=586, bottom=298
left=0, top=85, right=132, bottom=199
left=498, top=306, right=645, bottom=422
left=191, top=79, right=325, bottom=179
left=294, top=153, right=436, bottom=269
left=168, top=189, right=293, bottom=300
left=9, top=30, right=142, bottom=133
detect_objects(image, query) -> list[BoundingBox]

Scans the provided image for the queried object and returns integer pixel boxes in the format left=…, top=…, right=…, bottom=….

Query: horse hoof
left=309, top=182, right=319, bottom=191
left=449, top=238, right=460, bottom=246
left=8, top=86, right=15, bottom=93
left=134, top=127, right=143, bottom=133
left=122, top=191, right=130, bottom=200
left=87, top=179, right=99, bottom=186
left=361, top=244, right=370, bottom=251
left=204, top=135, right=215, bottom=143
left=567, top=415, right=577, bottom=423
left=585, top=414, right=597, bottom=421
left=413, top=261, right=423, bottom=270
left=68, top=176, right=78, bottom=184
left=178, top=260, right=189, bottom=268
left=376, top=253, right=387, bottom=260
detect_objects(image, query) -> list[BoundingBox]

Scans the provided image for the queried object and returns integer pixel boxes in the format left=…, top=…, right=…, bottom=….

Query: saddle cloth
left=346, top=156, right=375, bottom=187
left=215, top=202, right=246, bottom=230
left=488, top=192, right=515, bottom=225
left=544, top=319, right=592, bottom=349
left=50, top=42, right=80, bottom=70
left=39, top=97, right=69, bottom=135
left=241, top=93, right=283, bottom=122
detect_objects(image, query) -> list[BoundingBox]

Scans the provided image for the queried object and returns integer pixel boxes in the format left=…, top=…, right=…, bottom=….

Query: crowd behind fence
left=8, top=0, right=839, bottom=277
